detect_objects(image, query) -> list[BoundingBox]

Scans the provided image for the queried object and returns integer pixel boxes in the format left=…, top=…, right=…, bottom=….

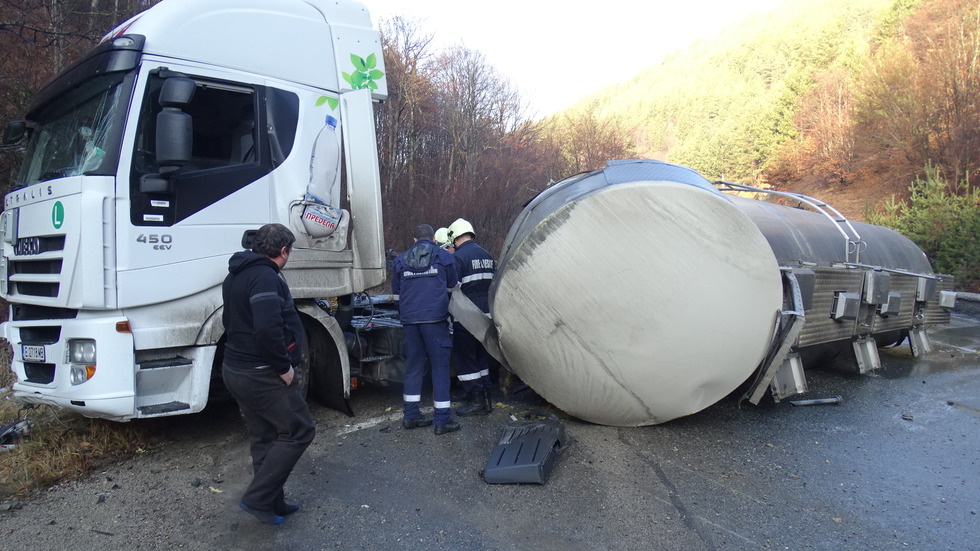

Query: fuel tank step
left=482, top=416, right=567, bottom=484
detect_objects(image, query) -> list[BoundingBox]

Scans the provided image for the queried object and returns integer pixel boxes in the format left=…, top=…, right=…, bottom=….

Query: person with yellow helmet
left=446, top=217, right=495, bottom=416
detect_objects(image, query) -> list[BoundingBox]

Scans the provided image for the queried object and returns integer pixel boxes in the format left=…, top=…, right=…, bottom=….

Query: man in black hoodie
left=222, top=223, right=314, bottom=525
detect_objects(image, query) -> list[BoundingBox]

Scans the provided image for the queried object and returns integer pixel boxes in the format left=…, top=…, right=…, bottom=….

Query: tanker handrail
left=715, top=181, right=863, bottom=264
left=844, top=263, right=944, bottom=281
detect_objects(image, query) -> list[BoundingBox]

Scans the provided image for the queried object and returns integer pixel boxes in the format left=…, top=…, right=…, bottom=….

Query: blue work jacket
left=392, top=239, right=459, bottom=324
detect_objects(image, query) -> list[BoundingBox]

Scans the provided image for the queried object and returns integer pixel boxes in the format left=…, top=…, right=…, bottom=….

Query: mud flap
left=482, top=416, right=567, bottom=484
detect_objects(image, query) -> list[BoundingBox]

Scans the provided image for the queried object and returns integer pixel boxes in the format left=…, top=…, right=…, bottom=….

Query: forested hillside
left=553, top=0, right=979, bottom=216
left=575, top=0, right=898, bottom=185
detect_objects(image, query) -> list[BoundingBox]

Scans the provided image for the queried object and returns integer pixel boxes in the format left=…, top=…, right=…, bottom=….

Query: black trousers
left=222, top=364, right=315, bottom=510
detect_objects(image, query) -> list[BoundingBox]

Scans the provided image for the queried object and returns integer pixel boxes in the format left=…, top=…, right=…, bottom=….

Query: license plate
left=22, top=344, right=45, bottom=362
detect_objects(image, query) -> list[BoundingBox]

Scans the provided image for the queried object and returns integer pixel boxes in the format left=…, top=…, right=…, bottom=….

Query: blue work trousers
left=452, top=321, right=491, bottom=394
left=403, top=321, right=453, bottom=425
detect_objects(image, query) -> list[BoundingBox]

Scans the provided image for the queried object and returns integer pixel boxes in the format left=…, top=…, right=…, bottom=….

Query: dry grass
left=0, top=340, right=147, bottom=502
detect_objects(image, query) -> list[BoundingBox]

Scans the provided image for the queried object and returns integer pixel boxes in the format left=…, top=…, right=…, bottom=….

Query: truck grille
left=24, top=362, right=56, bottom=384
left=7, top=235, right=65, bottom=298
left=15, top=325, right=60, bottom=384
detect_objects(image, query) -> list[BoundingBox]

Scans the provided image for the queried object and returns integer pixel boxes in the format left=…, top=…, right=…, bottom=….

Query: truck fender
left=296, top=301, right=354, bottom=416
left=194, top=305, right=225, bottom=346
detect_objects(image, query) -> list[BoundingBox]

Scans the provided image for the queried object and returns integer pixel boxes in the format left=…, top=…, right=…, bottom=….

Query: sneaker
left=239, top=501, right=284, bottom=525
left=434, top=421, right=461, bottom=435
left=402, top=416, right=433, bottom=430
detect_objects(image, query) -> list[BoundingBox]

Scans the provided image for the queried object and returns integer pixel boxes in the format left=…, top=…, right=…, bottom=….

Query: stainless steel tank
left=485, top=159, right=951, bottom=426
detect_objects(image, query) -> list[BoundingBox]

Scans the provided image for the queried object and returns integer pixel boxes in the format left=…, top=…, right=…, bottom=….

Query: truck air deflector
left=27, top=34, right=145, bottom=119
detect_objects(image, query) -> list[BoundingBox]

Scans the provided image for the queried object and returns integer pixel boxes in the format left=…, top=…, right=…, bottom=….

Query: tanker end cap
left=490, top=170, right=784, bottom=426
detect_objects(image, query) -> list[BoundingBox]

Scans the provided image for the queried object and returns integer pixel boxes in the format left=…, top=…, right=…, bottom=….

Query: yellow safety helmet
left=447, top=218, right=475, bottom=242
left=434, top=227, right=450, bottom=248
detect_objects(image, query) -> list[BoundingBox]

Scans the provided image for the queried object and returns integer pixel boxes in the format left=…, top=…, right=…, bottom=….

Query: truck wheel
left=304, top=320, right=353, bottom=416
left=293, top=323, right=311, bottom=400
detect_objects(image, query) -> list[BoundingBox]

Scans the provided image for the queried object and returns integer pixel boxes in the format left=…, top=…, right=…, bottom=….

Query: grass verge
left=0, top=340, right=147, bottom=504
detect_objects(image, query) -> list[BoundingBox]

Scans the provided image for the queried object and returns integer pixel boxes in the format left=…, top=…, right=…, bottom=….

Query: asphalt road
left=1, top=314, right=978, bottom=551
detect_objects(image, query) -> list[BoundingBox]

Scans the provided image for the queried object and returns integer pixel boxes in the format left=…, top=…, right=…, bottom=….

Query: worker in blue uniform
left=446, top=218, right=495, bottom=416
left=391, top=224, right=461, bottom=434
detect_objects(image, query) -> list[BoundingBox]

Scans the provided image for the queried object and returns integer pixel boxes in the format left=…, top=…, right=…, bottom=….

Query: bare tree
left=377, top=16, right=436, bottom=195
left=544, top=101, right=636, bottom=177
left=432, top=45, right=522, bottom=188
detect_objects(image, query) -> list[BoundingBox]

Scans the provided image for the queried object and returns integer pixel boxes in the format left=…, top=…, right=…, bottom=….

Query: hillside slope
left=554, top=0, right=917, bottom=219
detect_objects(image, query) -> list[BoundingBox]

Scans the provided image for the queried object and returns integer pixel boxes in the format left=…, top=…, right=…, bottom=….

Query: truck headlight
left=68, top=339, right=97, bottom=385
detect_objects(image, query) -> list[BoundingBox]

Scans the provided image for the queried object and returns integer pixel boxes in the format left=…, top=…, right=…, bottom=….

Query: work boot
left=434, top=421, right=461, bottom=435
left=456, top=390, right=490, bottom=417
left=402, top=416, right=433, bottom=429
left=482, top=388, right=494, bottom=412
left=452, top=388, right=473, bottom=402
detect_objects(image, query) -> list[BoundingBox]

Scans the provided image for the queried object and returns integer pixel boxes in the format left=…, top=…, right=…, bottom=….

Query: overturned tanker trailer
left=452, top=159, right=956, bottom=427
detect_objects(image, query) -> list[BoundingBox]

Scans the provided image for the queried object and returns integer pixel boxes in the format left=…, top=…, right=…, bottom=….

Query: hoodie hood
left=405, top=239, right=439, bottom=271
left=228, top=250, right=279, bottom=275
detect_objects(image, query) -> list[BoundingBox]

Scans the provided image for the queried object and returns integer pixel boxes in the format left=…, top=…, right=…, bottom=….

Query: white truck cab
left=1, top=0, right=387, bottom=419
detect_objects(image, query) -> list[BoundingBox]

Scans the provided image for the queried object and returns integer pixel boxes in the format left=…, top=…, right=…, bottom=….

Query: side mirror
left=3, top=121, right=26, bottom=145
left=156, top=110, right=192, bottom=173
left=159, top=77, right=195, bottom=107
left=241, top=230, right=258, bottom=250
left=155, top=77, right=196, bottom=174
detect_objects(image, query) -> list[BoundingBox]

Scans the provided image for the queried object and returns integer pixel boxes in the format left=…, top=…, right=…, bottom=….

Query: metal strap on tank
left=716, top=181, right=864, bottom=264
left=741, top=268, right=806, bottom=406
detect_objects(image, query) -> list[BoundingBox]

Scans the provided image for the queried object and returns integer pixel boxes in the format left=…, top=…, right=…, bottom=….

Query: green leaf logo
left=315, top=96, right=340, bottom=110
left=342, top=52, right=385, bottom=91
left=351, top=54, right=368, bottom=71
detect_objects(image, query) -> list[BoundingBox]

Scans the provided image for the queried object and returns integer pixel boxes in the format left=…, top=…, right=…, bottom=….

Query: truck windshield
left=15, top=72, right=129, bottom=188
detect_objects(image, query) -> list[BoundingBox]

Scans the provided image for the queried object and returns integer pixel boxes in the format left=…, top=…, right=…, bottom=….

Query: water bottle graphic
left=307, top=114, right=341, bottom=205
left=303, top=114, right=343, bottom=238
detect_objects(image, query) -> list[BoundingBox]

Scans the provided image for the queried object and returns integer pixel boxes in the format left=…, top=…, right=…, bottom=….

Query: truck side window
left=130, top=74, right=270, bottom=227
left=132, top=76, right=256, bottom=174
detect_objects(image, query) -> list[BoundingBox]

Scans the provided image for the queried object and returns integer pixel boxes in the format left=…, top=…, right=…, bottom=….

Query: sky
left=362, top=0, right=787, bottom=117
